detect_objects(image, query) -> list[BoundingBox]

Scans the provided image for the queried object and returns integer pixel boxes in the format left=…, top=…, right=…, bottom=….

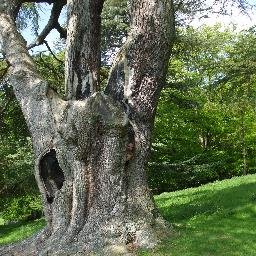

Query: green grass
left=1, top=174, right=256, bottom=255
left=140, top=174, right=256, bottom=255
left=0, top=218, right=45, bottom=245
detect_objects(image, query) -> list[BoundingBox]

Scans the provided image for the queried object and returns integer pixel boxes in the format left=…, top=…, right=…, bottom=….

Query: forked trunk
left=0, top=0, right=175, bottom=254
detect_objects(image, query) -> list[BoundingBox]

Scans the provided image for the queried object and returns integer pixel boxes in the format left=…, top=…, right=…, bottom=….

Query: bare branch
left=28, top=0, right=66, bottom=49
left=43, top=40, right=63, bottom=63
left=55, top=22, right=67, bottom=39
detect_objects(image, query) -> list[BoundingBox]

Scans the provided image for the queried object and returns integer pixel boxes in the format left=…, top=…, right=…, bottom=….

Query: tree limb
left=28, top=0, right=66, bottom=49
left=0, top=0, right=47, bottom=104
left=65, top=0, right=105, bottom=100
left=55, top=22, right=67, bottom=39
left=0, top=1, right=39, bottom=79
left=0, top=0, right=61, bottom=156
left=105, top=0, right=175, bottom=122
left=43, top=40, right=63, bottom=63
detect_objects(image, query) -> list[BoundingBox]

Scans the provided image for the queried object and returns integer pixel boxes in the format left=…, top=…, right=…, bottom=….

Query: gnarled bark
left=0, top=0, right=174, bottom=255
left=65, top=0, right=104, bottom=99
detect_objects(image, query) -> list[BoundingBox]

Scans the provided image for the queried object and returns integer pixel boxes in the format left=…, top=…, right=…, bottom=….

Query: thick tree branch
left=0, top=0, right=57, bottom=155
left=55, top=22, right=67, bottom=39
left=106, top=0, right=175, bottom=122
left=28, top=0, right=66, bottom=49
left=65, top=0, right=105, bottom=100
left=0, top=1, right=40, bottom=81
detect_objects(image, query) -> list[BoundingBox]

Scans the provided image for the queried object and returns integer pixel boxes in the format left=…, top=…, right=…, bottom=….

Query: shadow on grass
left=1, top=177, right=256, bottom=255
left=0, top=221, right=27, bottom=237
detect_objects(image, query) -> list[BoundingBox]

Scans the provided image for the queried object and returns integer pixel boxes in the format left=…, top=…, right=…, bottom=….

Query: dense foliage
left=0, top=81, right=41, bottom=221
left=149, top=25, right=256, bottom=193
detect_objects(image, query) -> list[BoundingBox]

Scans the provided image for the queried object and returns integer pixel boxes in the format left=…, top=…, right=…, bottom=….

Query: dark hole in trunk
left=39, top=149, right=65, bottom=204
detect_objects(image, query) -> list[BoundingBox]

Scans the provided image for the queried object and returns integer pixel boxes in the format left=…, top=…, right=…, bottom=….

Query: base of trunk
left=0, top=94, right=171, bottom=255
left=0, top=215, right=170, bottom=256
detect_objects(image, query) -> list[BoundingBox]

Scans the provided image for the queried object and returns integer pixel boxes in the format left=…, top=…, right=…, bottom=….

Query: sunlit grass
left=139, top=174, right=256, bottom=255
left=0, top=218, right=45, bottom=245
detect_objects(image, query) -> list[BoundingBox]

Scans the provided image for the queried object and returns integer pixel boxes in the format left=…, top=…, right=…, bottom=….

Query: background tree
left=149, top=25, right=256, bottom=193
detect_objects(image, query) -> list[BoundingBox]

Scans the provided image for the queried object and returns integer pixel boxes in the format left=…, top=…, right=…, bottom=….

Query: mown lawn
left=0, top=218, right=45, bottom=246
left=1, top=174, right=256, bottom=255
left=140, top=174, right=256, bottom=255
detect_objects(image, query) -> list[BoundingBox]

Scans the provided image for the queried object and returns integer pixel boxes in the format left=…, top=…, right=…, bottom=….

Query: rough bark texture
left=0, top=0, right=175, bottom=255
left=65, top=0, right=104, bottom=99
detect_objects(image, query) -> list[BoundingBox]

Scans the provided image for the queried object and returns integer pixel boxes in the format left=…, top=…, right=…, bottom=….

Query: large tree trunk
left=0, top=0, right=175, bottom=255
